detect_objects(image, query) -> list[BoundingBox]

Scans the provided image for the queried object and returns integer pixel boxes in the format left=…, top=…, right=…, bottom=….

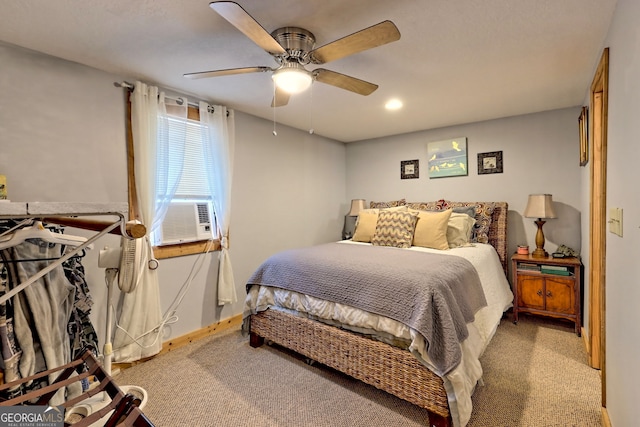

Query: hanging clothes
left=3, top=239, right=78, bottom=404
left=62, top=255, right=99, bottom=361
left=0, top=253, right=22, bottom=395
left=0, top=221, right=98, bottom=404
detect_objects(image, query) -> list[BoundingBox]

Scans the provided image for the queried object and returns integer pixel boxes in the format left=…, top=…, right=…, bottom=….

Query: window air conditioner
left=160, top=201, right=213, bottom=245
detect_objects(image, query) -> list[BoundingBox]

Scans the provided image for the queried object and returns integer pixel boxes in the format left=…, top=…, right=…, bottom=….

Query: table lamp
left=342, top=199, right=365, bottom=239
left=523, top=194, right=557, bottom=258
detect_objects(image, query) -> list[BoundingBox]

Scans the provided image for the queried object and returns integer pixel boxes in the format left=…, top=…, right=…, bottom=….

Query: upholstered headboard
left=435, top=200, right=508, bottom=276
left=403, top=199, right=508, bottom=277
left=486, top=202, right=508, bottom=276
left=369, top=199, right=509, bottom=277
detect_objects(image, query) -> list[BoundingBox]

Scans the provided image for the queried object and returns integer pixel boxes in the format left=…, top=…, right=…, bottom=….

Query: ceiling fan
left=184, top=1, right=401, bottom=107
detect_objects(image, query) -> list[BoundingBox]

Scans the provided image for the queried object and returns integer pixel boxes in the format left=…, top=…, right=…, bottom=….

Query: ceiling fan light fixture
left=272, top=63, right=313, bottom=94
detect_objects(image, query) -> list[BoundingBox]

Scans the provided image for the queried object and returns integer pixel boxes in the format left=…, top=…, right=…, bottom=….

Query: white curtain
left=199, top=102, right=237, bottom=305
left=113, top=82, right=187, bottom=362
left=152, top=96, right=187, bottom=234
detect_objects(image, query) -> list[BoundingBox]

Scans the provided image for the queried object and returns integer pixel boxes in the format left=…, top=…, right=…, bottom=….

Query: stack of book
left=0, top=175, right=7, bottom=201
left=540, top=264, right=571, bottom=276
left=517, top=263, right=540, bottom=272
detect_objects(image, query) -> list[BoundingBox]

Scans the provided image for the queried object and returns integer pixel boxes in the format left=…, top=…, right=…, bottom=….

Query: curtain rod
left=114, top=81, right=134, bottom=90
left=114, top=81, right=229, bottom=115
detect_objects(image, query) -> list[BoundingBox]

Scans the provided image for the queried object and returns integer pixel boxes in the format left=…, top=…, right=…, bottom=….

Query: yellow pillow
left=412, top=209, right=452, bottom=250
left=352, top=209, right=379, bottom=242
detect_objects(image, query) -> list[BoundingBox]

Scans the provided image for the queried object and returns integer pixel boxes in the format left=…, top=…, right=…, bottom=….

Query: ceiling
left=0, top=0, right=616, bottom=142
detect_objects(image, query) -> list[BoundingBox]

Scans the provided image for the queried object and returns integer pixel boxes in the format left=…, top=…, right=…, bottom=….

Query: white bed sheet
left=244, top=241, right=513, bottom=427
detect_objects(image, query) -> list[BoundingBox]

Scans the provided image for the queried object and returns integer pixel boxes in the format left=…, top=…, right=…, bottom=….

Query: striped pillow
left=371, top=210, right=418, bottom=248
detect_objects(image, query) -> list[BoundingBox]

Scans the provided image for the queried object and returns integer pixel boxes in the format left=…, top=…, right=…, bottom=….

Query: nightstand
left=342, top=215, right=357, bottom=240
left=511, top=253, right=582, bottom=335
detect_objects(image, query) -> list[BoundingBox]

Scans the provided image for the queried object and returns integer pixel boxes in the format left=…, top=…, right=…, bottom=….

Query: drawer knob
left=537, top=289, right=543, bottom=296
left=547, top=291, right=553, bottom=297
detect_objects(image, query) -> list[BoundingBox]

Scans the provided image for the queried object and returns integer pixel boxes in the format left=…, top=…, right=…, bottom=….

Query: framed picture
left=579, top=106, right=588, bottom=166
left=427, top=137, right=468, bottom=178
left=400, top=159, right=419, bottom=179
left=477, top=151, right=503, bottom=174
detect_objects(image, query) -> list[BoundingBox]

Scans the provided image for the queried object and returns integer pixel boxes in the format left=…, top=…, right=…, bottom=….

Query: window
left=128, top=105, right=221, bottom=259
left=151, top=114, right=217, bottom=247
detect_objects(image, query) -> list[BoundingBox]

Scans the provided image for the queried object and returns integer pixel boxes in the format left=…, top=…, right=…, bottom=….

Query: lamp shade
left=523, top=194, right=557, bottom=219
left=347, top=199, right=366, bottom=216
left=272, top=63, right=313, bottom=94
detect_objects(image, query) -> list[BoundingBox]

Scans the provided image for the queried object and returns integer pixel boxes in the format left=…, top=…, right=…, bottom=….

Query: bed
left=243, top=201, right=512, bottom=427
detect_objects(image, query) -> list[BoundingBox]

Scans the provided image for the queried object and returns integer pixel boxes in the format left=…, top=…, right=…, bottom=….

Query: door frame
left=588, top=47, right=608, bottom=407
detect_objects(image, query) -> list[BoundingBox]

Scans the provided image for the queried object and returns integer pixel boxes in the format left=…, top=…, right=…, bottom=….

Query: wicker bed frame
left=249, top=202, right=508, bottom=427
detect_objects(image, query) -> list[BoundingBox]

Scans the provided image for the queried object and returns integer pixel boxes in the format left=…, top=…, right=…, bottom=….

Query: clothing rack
left=0, top=202, right=154, bottom=425
left=0, top=202, right=146, bottom=305
left=0, top=350, right=154, bottom=426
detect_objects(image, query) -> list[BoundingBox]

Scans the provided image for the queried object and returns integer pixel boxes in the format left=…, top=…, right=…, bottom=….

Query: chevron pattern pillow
left=371, top=210, right=418, bottom=248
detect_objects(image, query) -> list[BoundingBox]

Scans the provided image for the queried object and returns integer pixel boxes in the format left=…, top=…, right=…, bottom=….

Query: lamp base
left=532, top=219, right=548, bottom=259
left=531, top=248, right=548, bottom=258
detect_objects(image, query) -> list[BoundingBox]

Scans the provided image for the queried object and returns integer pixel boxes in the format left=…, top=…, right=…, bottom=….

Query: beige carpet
left=115, top=315, right=601, bottom=426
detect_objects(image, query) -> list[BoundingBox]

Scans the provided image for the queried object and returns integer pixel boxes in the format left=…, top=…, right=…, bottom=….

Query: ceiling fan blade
left=309, top=20, right=401, bottom=64
left=313, top=69, right=378, bottom=96
left=210, top=1, right=286, bottom=55
left=271, top=87, right=290, bottom=107
left=184, top=66, right=271, bottom=79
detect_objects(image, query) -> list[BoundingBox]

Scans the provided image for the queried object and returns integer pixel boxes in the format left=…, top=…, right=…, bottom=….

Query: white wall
left=0, top=41, right=346, bottom=347
left=1, top=41, right=128, bottom=350
left=346, top=108, right=584, bottom=261
left=597, top=0, right=640, bottom=425
left=229, top=111, right=346, bottom=316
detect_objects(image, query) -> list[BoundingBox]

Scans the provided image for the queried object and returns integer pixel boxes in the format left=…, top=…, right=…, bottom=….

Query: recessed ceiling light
left=385, top=99, right=403, bottom=110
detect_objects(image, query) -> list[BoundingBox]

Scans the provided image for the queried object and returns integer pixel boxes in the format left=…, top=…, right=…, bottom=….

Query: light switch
left=609, top=207, right=623, bottom=237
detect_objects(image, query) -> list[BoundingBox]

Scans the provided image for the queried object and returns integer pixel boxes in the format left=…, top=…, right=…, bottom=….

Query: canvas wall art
left=427, top=137, right=468, bottom=178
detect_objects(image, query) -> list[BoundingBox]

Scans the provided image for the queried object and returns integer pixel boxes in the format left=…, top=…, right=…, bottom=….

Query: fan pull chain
left=309, top=84, right=314, bottom=134
left=272, top=81, right=278, bottom=136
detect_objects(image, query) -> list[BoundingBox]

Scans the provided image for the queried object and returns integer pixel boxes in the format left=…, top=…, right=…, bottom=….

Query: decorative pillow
left=452, top=205, right=476, bottom=218
left=369, top=199, right=406, bottom=209
left=441, top=201, right=495, bottom=244
left=447, top=212, right=476, bottom=248
left=371, top=210, right=418, bottom=248
left=412, top=209, right=452, bottom=250
left=406, top=199, right=446, bottom=211
left=382, top=206, right=408, bottom=212
left=352, top=209, right=380, bottom=243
